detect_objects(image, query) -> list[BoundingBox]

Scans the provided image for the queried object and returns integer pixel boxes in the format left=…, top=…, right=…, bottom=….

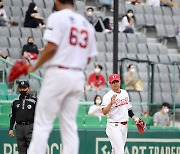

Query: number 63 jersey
left=43, top=9, right=98, bottom=69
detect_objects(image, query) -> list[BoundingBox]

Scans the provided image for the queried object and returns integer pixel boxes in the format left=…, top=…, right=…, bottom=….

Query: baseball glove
left=135, top=118, right=146, bottom=134
left=9, top=60, right=30, bottom=82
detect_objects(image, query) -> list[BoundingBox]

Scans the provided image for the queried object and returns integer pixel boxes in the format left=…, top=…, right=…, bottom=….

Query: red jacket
left=88, top=73, right=105, bottom=88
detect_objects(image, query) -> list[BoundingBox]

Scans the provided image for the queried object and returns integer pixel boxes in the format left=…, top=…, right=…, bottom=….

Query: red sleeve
left=101, top=75, right=106, bottom=86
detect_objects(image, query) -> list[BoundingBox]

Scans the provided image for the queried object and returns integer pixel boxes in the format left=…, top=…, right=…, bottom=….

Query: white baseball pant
left=27, top=67, right=85, bottom=154
left=106, top=122, right=128, bottom=154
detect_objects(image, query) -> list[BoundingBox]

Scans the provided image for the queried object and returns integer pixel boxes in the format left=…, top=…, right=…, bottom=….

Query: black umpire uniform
left=9, top=81, right=37, bottom=154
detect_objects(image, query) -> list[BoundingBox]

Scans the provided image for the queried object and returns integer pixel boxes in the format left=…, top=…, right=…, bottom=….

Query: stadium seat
left=137, top=33, right=147, bottom=43
left=158, top=55, right=170, bottom=63
left=33, top=0, right=45, bottom=8
left=135, top=14, right=145, bottom=26
left=0, top=83, right=8, bottom=95
left=76, top=116, right=85, bottom=128
left=164, top=15, right=173, bottom=25
left=154, top=15, right=164, bottom=25
left=95, top=32, right=106, bottom=42
left=119, top=33, right=128, bottom=43
left=100, top=116, right=107, bottom=128
left=160, top=83, right=172, bottom=93
left=106, top=53, right=113, bottom=62
left=158, top=44, right=168, bottom=55
left=136, top=63, right=148, bottom=72
left=172, top=7, right=180, bottom=16
left=0, top=37, right=9, bottom=48
left=126, top=33, right=138, bottom=43
left=8, top=37, right=21, bottom=48
left=77, top=106, right=86, bottom=117
left=118, top=43, right=128, bottom=53
left=134, top=5, right=144, bottom=14
left=4, top=6, right=11, bottom=17
left=20, top=27, right=32, bottom=38
left=106, top=33, right=113, bottom=42
left=157, top=65, right=169, bottom=73
left=85, top=62, right=95, bottom=70
left=137, top=54, right=148, bottom=61
left=84, top=115, right=100, bottom=128
left=8, top=48, right=22, bottom=59
left=97, top=42, right=106, bottom=52
left=75, top=1, right=86, bottom=11
left=162, top=92, right=173, bottom=104
left=85, top=90, right=97, bottom=102
left=153, top=7, right=163, bottom=15
left=162, top=7, right=172, bottom=16
left=95, top=52, right=107, bottom=62
left=173, top=16, right=180, bottom=26
left=129, top=91, right=141, bottom=103
left=12, top=0, right=23, bottom=7
left=0, top=27, right=10, bottom=37
left=1, top=104, right=11, bottom=115
left=176, top=36, right=180, bottom=49
left=22, top=0, right=31, bottom=7
left=144, top=14, right=155, bottom=27
left=165, top=25, right=176, bottom=38
left=155, top=25, right=166, bottom=38
left=0, top=114, right=10, bottom=128
left=9, top=27, right=21, bottom=38
left=137, top=44, right=149, bottom=54
left=126, top=43, right=138, bottom=54
left=143, top=5, right=153, bottom=15
left=10, top=6, right=23, bottom=17
left=118, top=4, right=126, bottom=16
left=147, top=55, right=159, bottom=63
left=44, top=0, right=54, bottom=8
left=0, top=95, right=7, bottom=100
left=7, top=94, right=18, bottom=100
left=139, top=91, right=148, bottom=103
left=42, top=8, right=52, bottom=18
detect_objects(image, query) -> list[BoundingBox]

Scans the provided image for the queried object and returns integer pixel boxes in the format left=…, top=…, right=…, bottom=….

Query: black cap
left=18, top=81, right=29, bottom=88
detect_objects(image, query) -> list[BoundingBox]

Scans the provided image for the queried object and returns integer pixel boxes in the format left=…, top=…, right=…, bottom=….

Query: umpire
left=9, top=81, right=37, bottom=154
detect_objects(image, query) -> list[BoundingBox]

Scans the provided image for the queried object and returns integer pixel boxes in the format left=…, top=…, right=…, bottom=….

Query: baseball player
left=26, top=0, right=97, bottom=154
left=101, top=74, right=140, bottom=154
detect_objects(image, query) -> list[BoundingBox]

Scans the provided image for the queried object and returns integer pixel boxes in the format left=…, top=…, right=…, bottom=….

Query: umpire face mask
left=19, top=88, right=29, bottom=97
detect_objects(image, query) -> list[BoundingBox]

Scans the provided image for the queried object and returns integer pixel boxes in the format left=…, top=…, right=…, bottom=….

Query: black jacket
left=9, top=94, right=37, bottom=130
left=22, top=43, right=39, bottom=55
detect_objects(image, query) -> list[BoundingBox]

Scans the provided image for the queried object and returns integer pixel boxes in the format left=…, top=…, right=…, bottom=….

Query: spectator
left=160, top=0, right=178, bottom=7
left=87, top=64, right=106, bottom=91
left=0, top=0, right=18, bottom=26
left=146, top=0, right=160, bottom=6
left=124, top=64, right=138, bottom=90
left=24, top=2, right=45, bottom=28
left=86, top=7, right=97, bottom=25
left=88, top=95, right=103, bottom=119
left=85, top=7, right=112, bottom=33
left=119, top=9, right=135, bottom=33
left=154, top=102, right=171, bottom=127
left=22, top=36, right=39, bottom=60
left=126, top=0, right=145, bottom=5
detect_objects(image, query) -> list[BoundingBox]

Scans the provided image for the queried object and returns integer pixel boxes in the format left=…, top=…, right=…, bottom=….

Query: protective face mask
left=87, top=11, right=93, bottom=16
left=94, top=68, right=100, bottom=74
left=34, top=6, right=38, bottom=11
left=130, top=68, right=135, bottom=72
left=19, top=91, right=28, bottom=97
left=28, top=42, right=33, bottom=45
left=164, top=108, right=169, bottom=113
left=127, top=13, right=133, bottom=17
left=95, top=99, right=102, bottom=105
